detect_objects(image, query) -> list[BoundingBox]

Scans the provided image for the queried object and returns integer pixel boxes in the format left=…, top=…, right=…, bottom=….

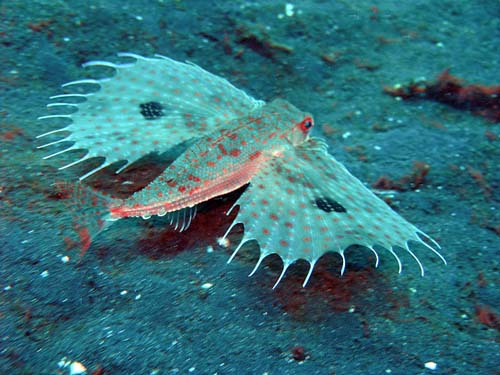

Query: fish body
left=111, top=99, right=312, bottom=219
left=38, top=53, right=445, bottom=287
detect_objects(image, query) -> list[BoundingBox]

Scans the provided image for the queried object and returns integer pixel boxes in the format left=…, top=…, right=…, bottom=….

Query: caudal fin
left=55, top=182, right=119, bottom=256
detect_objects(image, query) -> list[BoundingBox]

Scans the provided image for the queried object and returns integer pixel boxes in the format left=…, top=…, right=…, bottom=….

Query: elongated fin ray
left=46, top=103, right=79, bottom=108
left=37, top=138, right=71, bottom=148
left=62, top=79, right=102, bottom=87
left=272, top=262, right=291, bottom=289
left=418, top=234, right=447, bottom=265
left=227, top=238, right=250, bottom=264
left=43, top=146, right=76, bottom=160
left=340, top=251, right=347, bottom=276
left=82, top=61, right=134, bottom=69
left=37, top=128, right=69, bottom=138
left=38, top=114, right=72, bottom=120
left=405, top=243, right=425, bottom=276
left=50, top=93, right=92, bottom=99
left=302, top=260, right=317, bottom=287
left=248, top=253, right=267, bottom=277
left=59, top=154, right=92, bottom=170
left=388, top=247, right=403, bottom=273
left=78, top=162, right=113, bottom=181
left=114, top=162, right=132, bottom=175
left=368, top=246, right=380, bottom=268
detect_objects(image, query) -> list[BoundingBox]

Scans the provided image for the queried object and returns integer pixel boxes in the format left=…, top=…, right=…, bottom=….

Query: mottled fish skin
left=38, top=54, right=446, bottom=287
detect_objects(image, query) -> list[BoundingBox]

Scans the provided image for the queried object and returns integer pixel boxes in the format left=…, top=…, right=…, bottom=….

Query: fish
left=37, top=53, right=446, bottom=288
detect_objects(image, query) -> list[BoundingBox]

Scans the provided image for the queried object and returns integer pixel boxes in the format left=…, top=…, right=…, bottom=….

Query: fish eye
left=298, top=116, right=314, bottom=132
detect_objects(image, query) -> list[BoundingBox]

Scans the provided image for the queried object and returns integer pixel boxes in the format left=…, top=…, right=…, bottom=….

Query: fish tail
left=55, top=182, right=118, bottom=256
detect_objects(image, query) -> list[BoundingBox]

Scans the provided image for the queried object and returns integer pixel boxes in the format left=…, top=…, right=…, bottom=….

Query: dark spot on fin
left=140, top=101, right=164, bottom=120
left=315, top=197, right=347, bottom=213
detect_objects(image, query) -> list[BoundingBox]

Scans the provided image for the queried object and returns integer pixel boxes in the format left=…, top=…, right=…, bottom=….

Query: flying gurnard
left=38, top=53, right=446, bottom=287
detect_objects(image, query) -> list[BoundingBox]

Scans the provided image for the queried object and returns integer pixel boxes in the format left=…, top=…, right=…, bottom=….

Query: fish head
left=288, top=114, right=314, bottom=146
left=265, top=99, right=314, bottom=146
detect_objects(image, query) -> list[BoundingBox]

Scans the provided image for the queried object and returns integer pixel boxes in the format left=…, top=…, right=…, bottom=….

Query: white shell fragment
left=424, top=361, right=438, bottom=370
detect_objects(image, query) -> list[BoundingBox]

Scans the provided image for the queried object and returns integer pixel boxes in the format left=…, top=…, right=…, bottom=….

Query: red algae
left=384, top=70, right=500, bottom=122
left=475, top=305, right=500, bottom=331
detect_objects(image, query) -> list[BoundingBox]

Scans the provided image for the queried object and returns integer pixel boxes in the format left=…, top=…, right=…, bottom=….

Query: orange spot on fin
left=218, top=144, right=228, bottom=155
left=249, top=151, right=261, bottom=161
left=230, top=149, right=241, bottom=157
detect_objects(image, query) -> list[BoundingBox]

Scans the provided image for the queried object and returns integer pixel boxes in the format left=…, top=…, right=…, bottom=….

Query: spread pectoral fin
left=38, top=53, right=265, bottom=180
left=223, top=138, right=445, bottom=287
